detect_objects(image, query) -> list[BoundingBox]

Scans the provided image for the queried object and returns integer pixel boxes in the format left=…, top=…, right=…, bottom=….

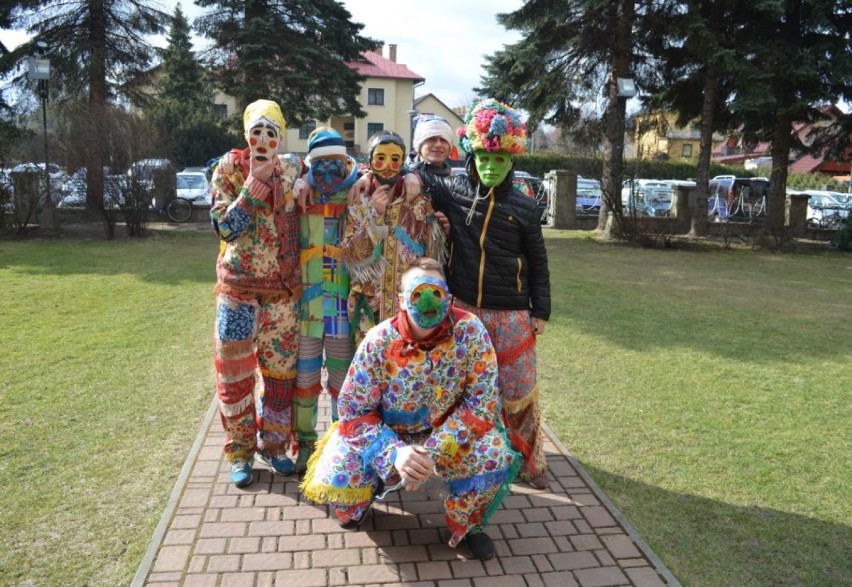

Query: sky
left=0, top=0, right=524, bottom=109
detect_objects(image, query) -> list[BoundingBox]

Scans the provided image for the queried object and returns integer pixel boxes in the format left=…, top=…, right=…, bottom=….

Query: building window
left=213, top=104, right=227, bottom=119
left=367, top=88, right=384, bottom=105
left=367, top=122, right=384, bottom=138
left=681, top=143, right=693, bottom=158
left=299, top=121, right=317, bottom=140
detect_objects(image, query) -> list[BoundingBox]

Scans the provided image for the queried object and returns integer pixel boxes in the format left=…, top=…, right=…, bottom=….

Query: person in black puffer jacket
left=419, top=98, right=551, bottom=490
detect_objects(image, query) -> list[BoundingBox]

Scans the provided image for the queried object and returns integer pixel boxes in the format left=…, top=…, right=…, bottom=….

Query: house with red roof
left=712, top=104, right=851, bottom=177
left=283, top=45, right=426, bottom=157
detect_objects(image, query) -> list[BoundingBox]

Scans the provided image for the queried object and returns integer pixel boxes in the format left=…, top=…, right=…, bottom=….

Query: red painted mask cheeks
left=247, top=123, right=279, bottom=161
left=370, top=143, right=405, bottom=186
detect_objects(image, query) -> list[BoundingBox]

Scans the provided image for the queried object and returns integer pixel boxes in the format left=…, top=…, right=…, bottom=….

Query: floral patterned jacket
left=322, top=309, right=502, bottom=490
left=210, top=149, right=303, bottom=296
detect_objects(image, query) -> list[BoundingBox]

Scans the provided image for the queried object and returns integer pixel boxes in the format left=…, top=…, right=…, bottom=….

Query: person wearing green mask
left=417, top=98, right=552, bottom=490
left=300, top=258, right=519, bottom=561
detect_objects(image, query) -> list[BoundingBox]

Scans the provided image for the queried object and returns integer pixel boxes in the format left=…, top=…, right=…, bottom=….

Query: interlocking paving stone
left=136, top=393, right=679, bottom=586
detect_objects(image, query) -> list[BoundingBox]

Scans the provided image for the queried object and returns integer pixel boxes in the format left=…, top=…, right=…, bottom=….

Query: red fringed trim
left=214, top=353, right=257, bottom=377
left=294, top=383, right=323, bottom=400
left=495, top=333, right=536, bottom=364
left=502, top=409, right=536, bottom=476
left=460, top=409, right=494, bottom=438
left=446, top=516, right=465, bottom=537
left=338, top=412, right=382, bottom=437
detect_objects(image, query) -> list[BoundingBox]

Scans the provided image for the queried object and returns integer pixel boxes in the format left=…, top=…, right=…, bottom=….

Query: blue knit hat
left=307, top=127, right=347, bottom=160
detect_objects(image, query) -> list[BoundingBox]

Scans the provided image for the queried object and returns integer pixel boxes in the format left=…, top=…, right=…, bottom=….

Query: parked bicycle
left=151, top=190, right=193, bottom=223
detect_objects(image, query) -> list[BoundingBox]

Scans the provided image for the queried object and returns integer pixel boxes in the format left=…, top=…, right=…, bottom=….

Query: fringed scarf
left=386, top=306, right=465, bottom=359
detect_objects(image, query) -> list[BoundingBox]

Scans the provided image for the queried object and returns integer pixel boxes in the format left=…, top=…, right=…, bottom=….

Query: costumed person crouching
left=210, top=99, right=303, bottom=487
left=300, top=258, right=520, bottom=561
left=292, top=127, right=360, bottom=472
left=342, top=131, right=445, bottom=345
left=417, top=98, right=551, bottom=490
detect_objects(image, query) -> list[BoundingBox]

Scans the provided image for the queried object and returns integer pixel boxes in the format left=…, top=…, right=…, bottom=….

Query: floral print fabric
left=300, top=310, right=520, bottom=547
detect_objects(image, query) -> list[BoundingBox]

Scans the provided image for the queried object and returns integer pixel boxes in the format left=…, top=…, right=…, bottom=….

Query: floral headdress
left=456, top=98, right=527, bottom=155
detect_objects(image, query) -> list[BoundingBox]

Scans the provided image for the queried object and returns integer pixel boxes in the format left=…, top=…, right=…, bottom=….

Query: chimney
left=389, top=44, right=397, bottom=63
left=376, top=45, right=382, bottom=57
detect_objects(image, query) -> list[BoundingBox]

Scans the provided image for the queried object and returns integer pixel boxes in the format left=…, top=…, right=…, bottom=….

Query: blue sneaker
left=258, top=453, right=296, bottom=476
left=230, top=459, right=253, bottom=488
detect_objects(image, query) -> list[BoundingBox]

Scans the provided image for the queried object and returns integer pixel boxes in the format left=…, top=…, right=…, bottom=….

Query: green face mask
left=473, top=149, right=512, bottom=187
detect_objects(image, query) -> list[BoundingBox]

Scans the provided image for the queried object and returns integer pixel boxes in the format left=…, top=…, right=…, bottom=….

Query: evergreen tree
left=194, top=0, right=379, bottom=125
left=1, top=0, right=169, bottom=211
left=641, top=0, right=748, bottom=236
left=149, top=4, right=235, bottom=168
left=730, top=1, right=852, bottom=237
left=479, top=0, right=659, bottom=235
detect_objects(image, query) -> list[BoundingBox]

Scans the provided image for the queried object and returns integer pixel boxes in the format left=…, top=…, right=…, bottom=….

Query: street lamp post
left=28, top=40, right=54, bottom=227
left=407, top=107, right=418, bottom=160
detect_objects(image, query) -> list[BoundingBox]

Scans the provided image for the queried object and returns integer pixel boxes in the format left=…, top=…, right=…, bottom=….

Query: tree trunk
left=768, top=114, right=792, bottom=237
left=690, top=71, right=718, bottom=237
left=597, top=0, right=634, bottom=238
left=85, top=0, right=108, bottom=215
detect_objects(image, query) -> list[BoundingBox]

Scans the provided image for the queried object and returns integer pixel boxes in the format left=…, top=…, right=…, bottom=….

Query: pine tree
left=478, top=0, right=655, bottom=235
left=730, top=0, right=852, bottom=237
left=149, top=4, right=235, bottom=168
left=194, top=0, right=379, bottom=125
left=1, top=0, right=169, bottom=211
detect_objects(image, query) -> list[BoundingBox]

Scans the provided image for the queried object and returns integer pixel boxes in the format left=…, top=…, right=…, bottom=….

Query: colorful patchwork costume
left=342, top=131, right=444, bottom=343
left=300, top=304, right=520, bottom=548
left=294, top=128, right=359, bottom=465
left=210, top=100, right=303, bottom=481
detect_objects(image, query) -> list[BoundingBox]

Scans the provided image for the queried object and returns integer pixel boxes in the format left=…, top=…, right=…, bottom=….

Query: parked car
left=182, top=166, right=213, bottom=181
left=621, top=179, right=673, bottom=217
left=176, top=172, right=211, bottom=207
left=10, top=162, right=69, bottom=204
left=59, top=168, right=127, bottom=208
left=801, top=190, right=849, bottom=229
left=513, top=170, right=548, bottom=223
left=576, top=177, right=602, bottom=214
left=707, top=176, right=770, bottom=220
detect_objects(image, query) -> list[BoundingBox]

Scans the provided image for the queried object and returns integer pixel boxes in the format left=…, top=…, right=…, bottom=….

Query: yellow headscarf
left=242, top=99, right=286, bottom=135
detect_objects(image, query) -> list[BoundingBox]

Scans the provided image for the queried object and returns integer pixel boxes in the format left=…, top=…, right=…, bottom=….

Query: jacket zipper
left=516, top=257, right=522, bottom=292
left=477, top=188, right=496, bottom=306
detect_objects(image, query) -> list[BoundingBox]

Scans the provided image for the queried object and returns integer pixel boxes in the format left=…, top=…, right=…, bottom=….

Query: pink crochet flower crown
left=457, top=98, right=527, bottom=155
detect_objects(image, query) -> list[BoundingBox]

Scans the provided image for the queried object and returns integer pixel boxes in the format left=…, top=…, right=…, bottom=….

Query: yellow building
left=131, top=44, right=431, bottom=158
left=634, top=112, right=725, bottom=161
left=284, top=44, right=425, bottom=157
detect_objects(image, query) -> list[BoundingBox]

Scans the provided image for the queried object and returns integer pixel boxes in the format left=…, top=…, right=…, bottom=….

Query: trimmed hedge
left=512, top=151, right=751, bottom=181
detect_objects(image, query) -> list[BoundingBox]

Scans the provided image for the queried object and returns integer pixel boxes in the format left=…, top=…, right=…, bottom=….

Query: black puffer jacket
left=422, top=168, right=550, bottom=320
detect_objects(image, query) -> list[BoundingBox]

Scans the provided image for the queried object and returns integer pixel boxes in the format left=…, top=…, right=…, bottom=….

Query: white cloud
left=1, top=0, right=524, bottom=109
left=339, top=0, right=524, bottom=109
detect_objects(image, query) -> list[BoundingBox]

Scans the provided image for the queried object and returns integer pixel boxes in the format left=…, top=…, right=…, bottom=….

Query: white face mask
left=246, top=122, right=279, bottom=162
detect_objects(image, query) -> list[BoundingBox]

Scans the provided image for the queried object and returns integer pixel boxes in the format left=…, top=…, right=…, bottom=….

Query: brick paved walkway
left=133, top=393, right=680, bottom=587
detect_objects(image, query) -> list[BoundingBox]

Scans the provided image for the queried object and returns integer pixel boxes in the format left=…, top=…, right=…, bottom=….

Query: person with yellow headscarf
left=210, top=99, right=305, bottom=488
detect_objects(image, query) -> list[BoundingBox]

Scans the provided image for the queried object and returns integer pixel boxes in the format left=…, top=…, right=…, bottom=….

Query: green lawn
left=0, top=227, right=849, bottom=586
left=538, top=232, right=851, bottom=586
left=0, top=228, right=218, bottom=586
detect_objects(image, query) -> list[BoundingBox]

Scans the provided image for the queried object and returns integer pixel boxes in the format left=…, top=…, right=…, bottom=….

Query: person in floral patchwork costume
left=300, top=258, right=519, bottom=561
left=210, top=99, right=304, bottom=487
